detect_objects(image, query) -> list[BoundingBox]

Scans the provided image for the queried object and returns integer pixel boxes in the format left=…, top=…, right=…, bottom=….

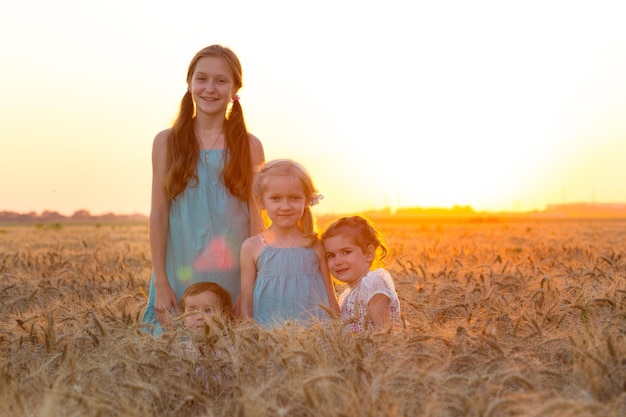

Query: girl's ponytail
left=299, top=206, right=316, bottom=243
left=164, top=90, right=198, bottom=199
left=223, top=99, right=253, bottom=200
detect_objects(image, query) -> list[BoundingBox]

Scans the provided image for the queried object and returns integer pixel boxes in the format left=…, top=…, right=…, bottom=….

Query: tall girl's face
left=189, top=56, right=237, bottom=117
left=258, top=175, right=307, bottom=229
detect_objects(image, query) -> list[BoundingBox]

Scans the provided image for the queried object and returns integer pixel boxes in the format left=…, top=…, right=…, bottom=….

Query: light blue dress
left=142, top=150, right=249, bottom=335
left=253, top=237, right=332, bottom=328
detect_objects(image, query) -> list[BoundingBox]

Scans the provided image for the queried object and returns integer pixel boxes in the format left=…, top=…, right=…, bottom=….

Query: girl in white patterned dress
left=322, top=216, right=401, bottom=333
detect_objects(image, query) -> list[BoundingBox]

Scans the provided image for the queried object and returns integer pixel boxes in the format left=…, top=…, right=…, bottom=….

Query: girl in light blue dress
left=142, top=45, right=265, bottom=335
left=240, top=159, right=340, bottom=328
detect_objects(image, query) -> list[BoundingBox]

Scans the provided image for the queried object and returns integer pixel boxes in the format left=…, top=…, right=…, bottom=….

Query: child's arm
left=239, top=237, right=259, bottom=319
left=314, top=240, right=340, bottom=315
left=368, top=293, right=392, bottom=331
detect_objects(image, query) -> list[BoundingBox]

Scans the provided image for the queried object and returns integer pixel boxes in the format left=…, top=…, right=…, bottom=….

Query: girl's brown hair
left=164, top=45, right=253, bottom=201
left=321, top=216, right=388, bottom=265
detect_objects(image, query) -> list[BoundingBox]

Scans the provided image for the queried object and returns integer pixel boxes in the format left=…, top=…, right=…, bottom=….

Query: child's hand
left=155, top=282, right=179, bottom=330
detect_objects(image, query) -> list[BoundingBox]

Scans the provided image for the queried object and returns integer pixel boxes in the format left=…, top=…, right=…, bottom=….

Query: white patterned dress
left=338, top=268, right=401, bottom=332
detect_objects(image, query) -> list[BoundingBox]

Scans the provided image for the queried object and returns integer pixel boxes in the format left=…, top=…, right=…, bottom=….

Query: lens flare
left=193, top=236, right=235, bottom=272
left=177, top=265, right=194, bottom=282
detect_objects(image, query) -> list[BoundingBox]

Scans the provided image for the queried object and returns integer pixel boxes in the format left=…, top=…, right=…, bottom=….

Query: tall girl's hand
left=154, top=280, right=179, bottom=330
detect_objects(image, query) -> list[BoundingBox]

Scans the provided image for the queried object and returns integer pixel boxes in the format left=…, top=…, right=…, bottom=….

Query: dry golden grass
left=1, top=219, right=625, bottom=417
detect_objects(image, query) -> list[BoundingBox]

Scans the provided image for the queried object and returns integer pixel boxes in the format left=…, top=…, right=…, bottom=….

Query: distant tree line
left=2, top=202, right=625, bottom=224
left=0, top=210, right=148, bottom=224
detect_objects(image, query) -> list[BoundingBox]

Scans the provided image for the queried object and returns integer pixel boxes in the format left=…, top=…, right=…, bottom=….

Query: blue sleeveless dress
left=253, top=238, right=332, bottom=328
left=142, top=150, right=249, bottom=335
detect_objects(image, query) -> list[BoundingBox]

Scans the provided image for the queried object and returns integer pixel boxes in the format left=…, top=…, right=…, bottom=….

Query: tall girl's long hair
left=253, top=159, right=321, bottom=245
left=163, top=45, right=253, bottom=201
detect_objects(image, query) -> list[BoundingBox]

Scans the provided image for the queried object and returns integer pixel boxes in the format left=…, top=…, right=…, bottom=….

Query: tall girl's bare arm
left=150, top=130, right=178, bottom=328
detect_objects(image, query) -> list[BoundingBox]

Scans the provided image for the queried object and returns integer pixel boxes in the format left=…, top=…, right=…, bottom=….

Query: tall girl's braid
left=176, top=90, right=196, bottom=144
left=223, top=100, right=253, bottom=200
left=165, top=90, right=199, bottom=199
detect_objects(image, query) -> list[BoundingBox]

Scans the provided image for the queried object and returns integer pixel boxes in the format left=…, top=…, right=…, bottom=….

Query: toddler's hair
left=321, top=216, right=388, bottom=264
left=180, top=282, right=233, bottom=318
left=253, top=159, right=320, bottom=243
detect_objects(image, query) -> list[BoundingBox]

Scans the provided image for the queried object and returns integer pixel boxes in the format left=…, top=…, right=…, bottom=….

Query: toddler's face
left=183, top=291, right=223, bottom=330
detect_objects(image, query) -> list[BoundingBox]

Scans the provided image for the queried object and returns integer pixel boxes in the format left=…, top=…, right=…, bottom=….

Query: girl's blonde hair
left=253, top=159, right=321, bottom=244
left=321, top=216, right=388, bottom=266
left=164, top=45, right=253, bottom=201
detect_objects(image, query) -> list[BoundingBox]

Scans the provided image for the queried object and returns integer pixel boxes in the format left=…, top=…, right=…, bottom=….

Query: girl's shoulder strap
left=257, top=233, right=268, bottom=246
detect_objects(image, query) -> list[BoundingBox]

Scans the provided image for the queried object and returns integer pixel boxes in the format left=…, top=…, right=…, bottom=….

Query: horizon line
left=3, top=201, right=626, bottom=218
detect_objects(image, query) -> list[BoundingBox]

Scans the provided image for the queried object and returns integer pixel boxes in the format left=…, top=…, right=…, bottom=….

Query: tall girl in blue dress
left=142, top=45, right=265, bottom=335
left=240, top=159, right=340, bottom=328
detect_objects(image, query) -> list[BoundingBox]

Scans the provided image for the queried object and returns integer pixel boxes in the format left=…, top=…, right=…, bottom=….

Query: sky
left=1, top=0, right=625, bottom=216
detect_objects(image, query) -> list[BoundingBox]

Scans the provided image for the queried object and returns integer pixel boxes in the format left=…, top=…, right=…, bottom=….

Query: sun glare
left=0, top=1, right=625, bottom=216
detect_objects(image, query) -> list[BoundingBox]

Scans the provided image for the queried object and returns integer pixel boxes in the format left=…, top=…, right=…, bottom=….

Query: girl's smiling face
left=258, top=175, right=307, bottom=229
left=323, top=234, right=374, bottom=288
left=189, top=56, right=237, bottom=116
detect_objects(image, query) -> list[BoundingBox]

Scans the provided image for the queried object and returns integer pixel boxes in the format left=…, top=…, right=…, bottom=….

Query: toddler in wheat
left=177, top=282, right=233, bottom=390
left=180, top=281, right=233, bottom=331
left=240, top=159, right=340, bottom=328
left=322, top=216, right=401, bottom=333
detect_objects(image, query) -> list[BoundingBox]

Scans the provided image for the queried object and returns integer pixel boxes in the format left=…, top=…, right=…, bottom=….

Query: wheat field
left=1, top=218, right=625, bottom=417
